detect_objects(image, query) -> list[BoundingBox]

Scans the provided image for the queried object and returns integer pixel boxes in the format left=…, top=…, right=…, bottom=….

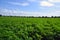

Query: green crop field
left=0, top=16, right=60, bottom=40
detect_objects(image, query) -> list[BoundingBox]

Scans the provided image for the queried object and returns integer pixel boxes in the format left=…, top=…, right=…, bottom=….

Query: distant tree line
left=0, top=14, right=60, bottom=18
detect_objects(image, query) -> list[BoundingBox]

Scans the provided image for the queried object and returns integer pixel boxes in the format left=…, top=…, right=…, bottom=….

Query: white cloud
left=0, top=9, right=24, bottom=16
left=0, top=8, right=39, bottom=16
left=55, top=10, right=60, bottom=13
left=0, top=8, right=60, bottom=16
left=48, top=0, right=60, bottom=2
left=8, top=2, right=29, bottom=6
left=40, top=1, right=54, bottom=7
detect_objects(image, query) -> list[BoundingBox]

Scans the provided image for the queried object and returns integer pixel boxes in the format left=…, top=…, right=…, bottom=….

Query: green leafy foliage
left=0, top=17, right=60, bottom=40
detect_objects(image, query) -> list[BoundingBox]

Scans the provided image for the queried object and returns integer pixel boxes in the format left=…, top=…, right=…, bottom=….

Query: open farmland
left=0, top=16, right=60, bottom=40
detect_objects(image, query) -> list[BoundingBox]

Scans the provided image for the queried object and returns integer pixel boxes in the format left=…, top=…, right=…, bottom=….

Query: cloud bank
left=0, top=8, right=60, bottom=16
left=8, top=2, right=29, bottom=6
left=48, top=0, right=60, bottom=2
left=40, top=1, right=54, bottom=7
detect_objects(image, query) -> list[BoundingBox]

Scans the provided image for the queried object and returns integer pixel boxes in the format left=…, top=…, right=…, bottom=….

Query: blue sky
left=0, top=0, right=60, bottom=16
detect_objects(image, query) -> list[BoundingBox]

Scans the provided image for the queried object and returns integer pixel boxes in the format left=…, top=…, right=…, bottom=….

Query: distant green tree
left=45, top=16, right=48, bottom=18
left=42, top=16, right=45, bottom=18
left=0, top=14, right=2, bottom=16
left=51, top=16, right=54, bottom=18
